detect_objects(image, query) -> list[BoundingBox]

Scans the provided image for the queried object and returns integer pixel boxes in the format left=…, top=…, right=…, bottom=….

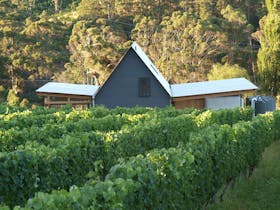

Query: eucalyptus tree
left=255, top=0, right=280, bottom=96
left=207, top=63, right=250, bottom=81
left=148, top=11, right=219, bottom=83
left=63, top=19, right=127, bottom=85
left=0, top=0, right=28, bottom=93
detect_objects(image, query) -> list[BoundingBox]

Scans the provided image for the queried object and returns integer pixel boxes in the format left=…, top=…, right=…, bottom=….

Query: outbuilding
left=36, top=82, right=99, bottom=108
left=171, top=78, right=258, bottom=109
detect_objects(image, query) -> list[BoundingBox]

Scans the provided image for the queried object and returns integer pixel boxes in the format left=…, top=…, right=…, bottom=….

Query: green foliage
left=209, top=140, right=280, bottom=210
left=195, top=108, right=254, bottom=127
left=0, top=85, right=7, bottom=102
left=0, top=105, right=254, bottom=207
left=255, top=0, right=280, bottom=96
left=207, top=63, right=250, bottom=80
left=16, top=110, right=279, bottom=210
left=0, top=85, right=5, bottom=94
left=21, top=17, right=71, bottom=78
left=0, top=0, right=270, bottom=99
left=19, top=98, right=30, bottom=107
left=7, top=89, right=20, bottom=106
left=63, top=19, right=127, bottom=85
left=147, top=10, right=220, bottom=83
left=0, top=132, right=107, bottom=207
left=221, top=5, right=247, bottom=25
left=0, top=0, right=71, bottom=100
left=218, top=4, right=254, bottom=66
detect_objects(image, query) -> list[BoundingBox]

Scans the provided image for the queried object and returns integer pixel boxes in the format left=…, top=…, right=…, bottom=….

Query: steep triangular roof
left=131, top=42, right=172, bottom=96
left=95, top=42, right=172, bottom=98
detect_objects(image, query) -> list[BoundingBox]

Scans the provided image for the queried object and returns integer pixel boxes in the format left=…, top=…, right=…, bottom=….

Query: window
left=139, top=77, right=151, bottom=97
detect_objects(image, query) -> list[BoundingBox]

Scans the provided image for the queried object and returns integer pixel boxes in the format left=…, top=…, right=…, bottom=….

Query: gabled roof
left=131, top=42, right=172, bottom=96
left=36, top=82, right=99, bottom=96
left=171, top=78, right=258, bottom=98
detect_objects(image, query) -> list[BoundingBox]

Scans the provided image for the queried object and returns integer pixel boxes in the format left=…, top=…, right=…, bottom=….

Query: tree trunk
left=53, top=0, right=60, bottom=13
left=273, top=69, right=278, bottom=96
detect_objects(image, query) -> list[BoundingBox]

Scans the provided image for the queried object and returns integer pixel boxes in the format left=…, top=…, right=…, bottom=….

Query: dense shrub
left=7, top=90, right=20, bottom=106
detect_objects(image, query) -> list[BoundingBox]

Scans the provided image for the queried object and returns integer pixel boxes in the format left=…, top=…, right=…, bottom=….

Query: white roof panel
left=131, top=42, right=172, bottom=96
left=36, top=82, right=99, bottom=96
left=171, top=78, right=258, bottom=98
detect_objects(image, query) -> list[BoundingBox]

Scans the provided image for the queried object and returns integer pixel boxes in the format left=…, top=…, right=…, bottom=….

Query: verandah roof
left=36, top=82, right=99, bottom=96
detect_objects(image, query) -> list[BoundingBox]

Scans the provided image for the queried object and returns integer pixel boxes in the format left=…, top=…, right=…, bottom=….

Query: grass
left=209, top=140, right=280, bottom=210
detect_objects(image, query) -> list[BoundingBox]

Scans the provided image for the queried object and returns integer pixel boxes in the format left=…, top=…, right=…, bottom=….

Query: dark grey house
left=94, top=42, right=172, bottom=108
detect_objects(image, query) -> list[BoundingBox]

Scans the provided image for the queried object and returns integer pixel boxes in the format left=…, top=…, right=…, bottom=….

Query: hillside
left=0, top=0, right=279, bottom=103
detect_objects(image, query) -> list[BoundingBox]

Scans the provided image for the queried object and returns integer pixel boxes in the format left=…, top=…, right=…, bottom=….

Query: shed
left=171, top=78, right=258, bottom=109
left=36, top=82, right=99, bottom=108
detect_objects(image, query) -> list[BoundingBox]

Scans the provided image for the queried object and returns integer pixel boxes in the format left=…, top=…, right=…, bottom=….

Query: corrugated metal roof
left=36, top=82, right=99, bottom=96
left=131, top=42, right=172, bottom=96
left=171, top=78, right=258, bottom=98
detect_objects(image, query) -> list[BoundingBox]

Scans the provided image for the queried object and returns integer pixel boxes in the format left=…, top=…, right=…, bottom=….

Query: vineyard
left=0, top=104, right=279, bottom=209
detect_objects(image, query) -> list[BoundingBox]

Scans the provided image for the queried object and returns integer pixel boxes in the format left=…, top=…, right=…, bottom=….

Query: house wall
left=38, top=93, right=93, bottom=108
left=95, top=49, right=170, bottom=109
left=205, top=95, right=243, bottom=110
left=173, top=99, right=205, bottom=109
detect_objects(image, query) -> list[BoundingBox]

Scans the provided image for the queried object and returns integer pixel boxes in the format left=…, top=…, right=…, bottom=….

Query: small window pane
left=139, top=77, right=151, bottom=97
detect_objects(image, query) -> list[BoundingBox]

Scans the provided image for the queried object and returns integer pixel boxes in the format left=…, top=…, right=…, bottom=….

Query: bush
left=7, top=89, right=20, bottom=106
left=0, top=85, right=7, bottom=102
left=207, top=63, right=250, bottom=81
left=20, top=98, right=30, bottom=108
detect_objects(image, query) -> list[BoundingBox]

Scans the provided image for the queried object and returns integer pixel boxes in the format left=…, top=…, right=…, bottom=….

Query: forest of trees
left=0, top=0, right=279, bottom=104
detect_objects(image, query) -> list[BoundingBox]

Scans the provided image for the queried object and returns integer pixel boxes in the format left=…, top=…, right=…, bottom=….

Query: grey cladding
left=95, top=49, right=170, bottom=108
